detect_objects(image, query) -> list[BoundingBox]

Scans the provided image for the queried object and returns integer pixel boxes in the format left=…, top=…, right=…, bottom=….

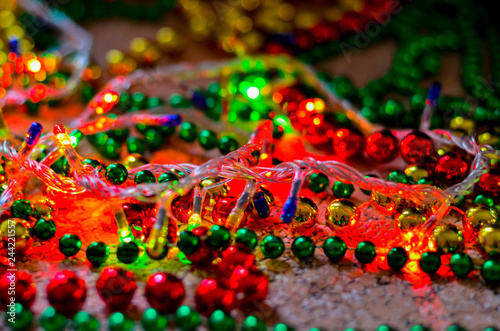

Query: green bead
left=481, top=259, right=500, bottom=284
left=134, top=170, right=156, bottom=184
left=450, top=253, right=473, bottom=278
left=333, top=181, right=354, bottom=198
left=410, top=325, right=430, bottom=331
left=141, top=308, right=168, bottom=331
left=260, top=235, right=285, bottom=259
left=146, top=97, right=163, bottom=109
left=82, top=159, right=104, bottom=171
left=218, top=136, right=239, bottom=154
left=208, top=310, right=235, bottom=331
left=207, top=225, right=231, bottom=249
left=174, top=306, right=201, bottom=331
left=418, top=177, right=434, bottom=185
left=199, top=130, right=218, bottom=150
left=59, top=234, right=82, bottom=257
left=86, top=242, right=110, bottom=266
left=355, top=241, right=376, bottom=264
left=241, top=315, right=267, bottom=331
left=101, top=137, right=122, bottom=159
left=126, top=137, right=146, bottom=154
left=447, top=326, right=467, bottom=331
left=473, top=106, right=490, bottom=124
left=108, top=128, right=129, bottom=142
left=158, top=172, right=180, bottom=183
left=40, top=306, right=67, bottom=331
left=235, top=228, right=258, bottom=250
left=387, top=170, right=410, bottom=184
left=109, top=312, right=134, bottom=331
left=117, top=241, right=140, bottom=264
left=361, top=174, right=378, bottom=195
left=452, top=195, right=466, bottom=208
left=105, top=163, right=128, bottom=185
left=179, top=122, right=198, bottom=142
left=323, top=236, right=347, bottom=261
left=177, top=231, right=200, bottom=254
left=11, top=199, right=33, bottom=219
left=274, top=324, right=296, bottom=331
left=291, top=236, right=315, bottom=260
left=474, top=194, right=495, bottom=207
left=308, top=172, right=329, bottom=193
left=419, top=252, right=441, bottom=274
left=382, top=99, right=405, bottom=120
left=33, top=219, right=56, bottom=241
left=5, top=303, right=33, bottom=331
left=170, top=94, right=191, bottom=108
left=145, top=128, right=165, bottom=150
left=361, top=106, right=380, bottom=123
left=73, top=311, right=100, bottom=331
left=131, top=92, right=146, bottom=108
left=387, top=247, right=408, bottom=270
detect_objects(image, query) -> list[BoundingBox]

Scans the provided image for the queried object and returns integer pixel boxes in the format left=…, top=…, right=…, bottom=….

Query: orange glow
left=272, top=92, right=283, bottom=103
left=0, top=87, right=5, bottom=98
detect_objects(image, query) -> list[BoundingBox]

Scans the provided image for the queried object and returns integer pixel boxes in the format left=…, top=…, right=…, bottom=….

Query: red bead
left=0, top=271, right=36, bottom=310
left=145, top=273, right=185, bottom=314
left=96, top=267, right=137, bottom=311
left=365, top=130, right=399, bottom=163
left=399, top=131, right=434, bottom=165
left=477, top=168, right=500, bottom=201
left=226, top=266, right=269, bottom=308
left=184, top=227, right=219, bottom=267
left=218, top=244, right=256, bottom=277
left=333, top=128, right=365, bottom=159
left=195, top=279, right=237, bottom=317
left=305, top=122, right=336, bottom=148
left=433, top=152, right=470, bottom=186
left=171, top=190, right=194, bottom=224
left=130, top=215, right=156, bottom=241
left=46, top=270, right=87, bottom=317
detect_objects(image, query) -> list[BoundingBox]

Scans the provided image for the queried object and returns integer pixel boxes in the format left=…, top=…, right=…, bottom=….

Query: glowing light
left=27, top=59, right=41, bottom=73
left=305, top=102, right=314, bottom=111
left=104, top=93, right=114, bottom=103
left=247, top=86, right=260, bottom=99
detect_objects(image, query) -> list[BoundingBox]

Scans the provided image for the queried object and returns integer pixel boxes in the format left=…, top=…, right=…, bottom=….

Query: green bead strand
left=354, top=241, right=376, bottom=264
left=117, top=241, right=140, bottom=264
left=261, top=235, right=285, bottom=259
left=291, top=236, right=315, bottom=260
left=59, top=234, right=82, bottom=257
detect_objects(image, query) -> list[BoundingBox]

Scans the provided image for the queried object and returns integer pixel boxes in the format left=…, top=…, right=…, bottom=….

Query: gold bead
left=241, top=0, right=259, bottom=11
left=0, top=218, right=33, bottom=254
left=156, top=27, right=186, bottom=54
left=463, top=206, right=498, bottom=236
left=478, top=132, right=498, bottom=146
left=449, top=116, right=475, bottom=136
left=200, top=177, right=229, bottom=207
left=123, top=153, right=148, bottom=170
left=395, top=208, right=427, bottom=232
left=30, top=195, right=57, bottom=220
left=477, top=225, right=500, bottom=258
left=325, top=198, right=357, bottom=232
left=106, top=49, right=124, bottom=65
left=404, top=165, right=429, bottom=182
left=289, top=197, right=318, bottom=236
left=278, top=3, right=296, bottom=21
left=371, top=191, right=402, bottom=215
left=431, top=224, right=464, bottom=254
